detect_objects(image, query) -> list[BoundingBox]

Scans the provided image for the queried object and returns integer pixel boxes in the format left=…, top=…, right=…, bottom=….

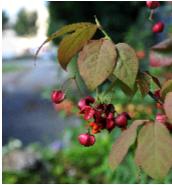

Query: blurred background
left=2, top=1, right=172, bottom=183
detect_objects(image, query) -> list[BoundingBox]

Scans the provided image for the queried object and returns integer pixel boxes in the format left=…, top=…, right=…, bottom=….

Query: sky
left=2, top=0, right=48, bottom=23
left=2, top=0, right=50, bottom=57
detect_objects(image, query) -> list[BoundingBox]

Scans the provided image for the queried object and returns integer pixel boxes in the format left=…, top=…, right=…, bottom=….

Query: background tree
left=47, top=1, right=145, bottom=44
left=14, top=8, right=38, bottom=36
left=2, top=11, right=9, bottom=30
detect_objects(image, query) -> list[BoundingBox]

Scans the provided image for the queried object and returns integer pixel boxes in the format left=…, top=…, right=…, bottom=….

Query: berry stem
left=61, top=76, right=74, bottom=92
left=73, top=75, right=84, bottom=96
left=149, top=10, right=154, bottom=21
left=94, top=15, right=112, bottom=40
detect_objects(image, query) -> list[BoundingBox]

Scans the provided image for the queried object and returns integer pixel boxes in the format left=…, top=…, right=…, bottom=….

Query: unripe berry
left=78, top=133, right=95, bottom=147
left=51, top=90, right=65, bottom=104
left=156, top=113, right=167, bottom=124
left=152, top=22, right=164, bottom=33
left=115, top=114, right=128, bottom=127
left=146, top=1, right=160, bottom=9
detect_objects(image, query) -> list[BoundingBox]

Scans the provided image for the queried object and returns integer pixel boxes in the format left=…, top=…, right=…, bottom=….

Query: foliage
left=35, top=6, right=172, bottom=178
left=14, top=8, right=38, bottom=36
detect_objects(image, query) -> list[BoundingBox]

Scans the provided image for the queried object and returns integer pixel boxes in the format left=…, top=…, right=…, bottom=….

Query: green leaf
left=78, top=39, right=117, bottom=91
left=145, top=71, right=161, bottom=88
left=164, top=92, right=172, bottom=122
left=135, top=122, right=172, bottom=180
left=59, top=24, right=97, bottom=69
left=117, top=79, right=138, bottom=97
left=35, top=22, right=97, bottom=69
left=136, top=71, right=151, bottom=97
left=109, top=120, right=147, bottom=170
left=113, top=43, right=139, bottom=89
left=160, top=79, right=172, bottom=99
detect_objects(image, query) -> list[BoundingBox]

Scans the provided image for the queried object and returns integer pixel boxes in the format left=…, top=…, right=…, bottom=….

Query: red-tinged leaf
left=150, top=38, right=172, bottom=67
left=160, top=79, right=172, bottom=99
left=113, top=43, right=139, bottom=89
left=109, top=120, right=148, bottom=170
left=149, top=51, right=172, bottom=67
left=35, top=23, right=97, bottom=65
left=135, top=122, right=172, bottom=180
left=78, top=39, right=117, bottom=91
left=151, top=38, right=172, bottom=52
left=58, top=24, right=97, bottom=70
left=164, top=92, right=172, bottom=122
left=136, top=71, right=151, bottom=97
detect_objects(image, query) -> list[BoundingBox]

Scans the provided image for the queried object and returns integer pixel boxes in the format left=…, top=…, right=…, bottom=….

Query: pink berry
left=156, top=113, right=167, bottom=124
left=146, top=1, right=160, bottom=9
left=78, top=96, right=95, bottom=110
left=78, top=133, right=95, bottom=147
left=152, top=22, right=164, bottom=33
left=51, top=90, right=65, bottom=104
left=115, top=114, right=128, bottom=127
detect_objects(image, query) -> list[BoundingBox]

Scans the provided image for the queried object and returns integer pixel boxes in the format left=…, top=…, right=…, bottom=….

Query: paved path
left=2, top=59, right=80, bottom=146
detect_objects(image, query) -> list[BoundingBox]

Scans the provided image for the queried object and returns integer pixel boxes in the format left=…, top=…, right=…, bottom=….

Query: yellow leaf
left=58, top=24, right=97, bottom=69
left=35, top=23, right=97, bottom=66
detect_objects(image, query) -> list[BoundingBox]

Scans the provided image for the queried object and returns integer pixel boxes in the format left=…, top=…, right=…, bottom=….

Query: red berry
left=156, top=113, right=167, bottom=124
left=78, top=133, right=95, bottom=147
left=83, top=106, right=95, bottom=120
left=152, top=22, right=164, bottom=33
left=78, top=96, right=95, bottom=110
left=51, top=90, right=65, bottom=104
left=154, top=89, right=161, bottom=99
left=115, top=113, right=128, bottom=127
left=106, top=119, right=115, bottom=132
left=121, top=112, right=131, bottom=120
left=146, top=1, right=160, bottom=9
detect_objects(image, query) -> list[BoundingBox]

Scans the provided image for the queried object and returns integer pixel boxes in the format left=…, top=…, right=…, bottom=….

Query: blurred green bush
left=3, top=123, right=172, bottom=183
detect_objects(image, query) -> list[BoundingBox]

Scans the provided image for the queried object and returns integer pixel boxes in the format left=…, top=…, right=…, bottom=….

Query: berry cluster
left=77, top=96, right=131, bottom=147
left=146, top=1, right=164, bottom=33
